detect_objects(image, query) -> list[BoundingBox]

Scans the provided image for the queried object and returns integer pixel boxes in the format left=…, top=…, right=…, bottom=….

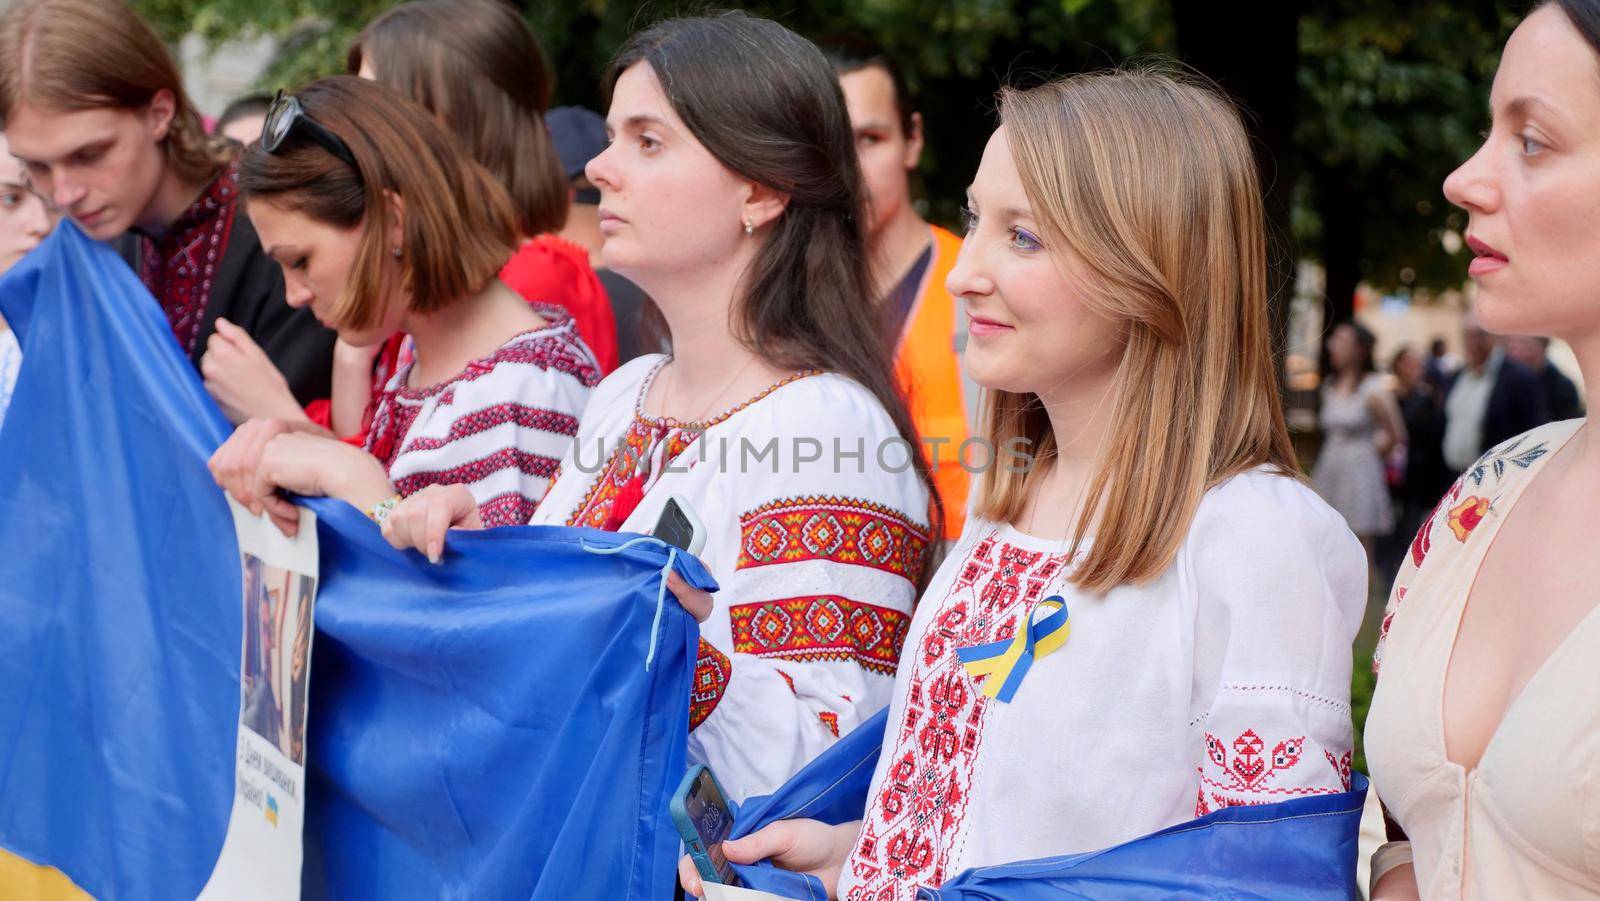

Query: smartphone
left=670, top=765, right=741, bottom=888
left=652, top=494, right=706, bottom=556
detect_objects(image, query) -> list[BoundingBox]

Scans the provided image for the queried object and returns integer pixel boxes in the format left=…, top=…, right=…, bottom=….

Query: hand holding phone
left=652, top=495, right=706, bottom=556
left=671, top=765, right=741, bottom=888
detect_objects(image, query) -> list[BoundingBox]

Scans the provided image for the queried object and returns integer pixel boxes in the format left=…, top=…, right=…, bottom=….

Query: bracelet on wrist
left=366, top=494, right=402, bottom=527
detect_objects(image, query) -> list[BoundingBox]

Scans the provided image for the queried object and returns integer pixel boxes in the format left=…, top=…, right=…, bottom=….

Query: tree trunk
left=1173, top=0, right=1303, bottom=367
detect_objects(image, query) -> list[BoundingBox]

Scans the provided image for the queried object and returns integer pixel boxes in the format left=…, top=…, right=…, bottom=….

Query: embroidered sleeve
left=1186, top=475, right=1367, bottom=814
left=687, top=383, right=932, bottom=802
left=380, top=332, right=597, bottom=527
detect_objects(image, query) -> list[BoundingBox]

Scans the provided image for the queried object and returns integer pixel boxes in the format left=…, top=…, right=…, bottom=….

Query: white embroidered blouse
left=531, top=354, right=932, bottom=802
left=837, top=467, right=1367, bottom=899
left=365, top=316, right=600, bottom=527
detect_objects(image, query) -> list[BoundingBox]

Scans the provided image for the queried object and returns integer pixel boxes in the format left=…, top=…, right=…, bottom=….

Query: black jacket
left=1445, top=355, right=1550, bottom=465
left=116, top=211, right=334, bottom=406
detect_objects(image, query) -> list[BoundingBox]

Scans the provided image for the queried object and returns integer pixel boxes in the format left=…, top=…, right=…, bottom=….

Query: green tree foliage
left=137, top=0, right=1523, bottom=297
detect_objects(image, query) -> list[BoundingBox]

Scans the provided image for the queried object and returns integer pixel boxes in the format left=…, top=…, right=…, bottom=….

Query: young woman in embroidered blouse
left=678, top=69, right=1368, bottom=899
left=207, top=76, right=598, bottom=537
left=1365, top=3, right=1600, bottom=898
left=381, top=13, right=941, bottom=803
left=203, top=0, right=616, bottom=436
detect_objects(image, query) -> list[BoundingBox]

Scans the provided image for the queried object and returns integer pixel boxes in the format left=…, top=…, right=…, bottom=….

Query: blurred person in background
left=213, top=92, right=271, bottom=145
left=1440, top=310, right=1548, bottom=474
left=1506, top=334, right=1584, bottom=421
left=1378, top=344, right=1451, bottom=582
left=822, top=35, right=972, bottom=540
left=1314, top=320, right=1406, bottom=570
left=549, top=104, right=652, bottom=365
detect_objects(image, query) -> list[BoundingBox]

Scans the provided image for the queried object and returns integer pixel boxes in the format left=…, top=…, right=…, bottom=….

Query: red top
left=304, top=235, right=614, bottom=443
left=498, top=235, right=617, bottom=374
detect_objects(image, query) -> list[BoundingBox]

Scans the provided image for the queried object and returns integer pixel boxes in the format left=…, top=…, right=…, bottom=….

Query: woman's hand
left=201, top=318, right=311, bottom=426
left=667, top=570, right=715, bottom=623
left=678, top=818, right=860, bottom=899
left=209, top=419, right=395, bottom=537
left=380, top=484, right=484, bottom=563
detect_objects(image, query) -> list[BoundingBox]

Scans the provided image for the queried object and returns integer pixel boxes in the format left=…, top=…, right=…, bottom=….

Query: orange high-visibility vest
left=894, top=225, right=970, bottom=541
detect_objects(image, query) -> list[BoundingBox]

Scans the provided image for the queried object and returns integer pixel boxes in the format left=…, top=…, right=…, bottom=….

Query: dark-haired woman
left=383, top=13, right=938, bottom=803
left=1366, top=1, right=1600, bottom=897
left=1313, top=320, right=1406, bottom=566
left=207, top=77, right=598, bottom=538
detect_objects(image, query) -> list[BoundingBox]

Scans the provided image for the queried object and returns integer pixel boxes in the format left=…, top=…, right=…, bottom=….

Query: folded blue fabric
left=0, top=223, right=716, bottom=900
left=728, top=696, right=1366, bottom=899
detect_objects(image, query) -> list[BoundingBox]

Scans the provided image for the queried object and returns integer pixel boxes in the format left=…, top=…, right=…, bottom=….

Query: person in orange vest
left=824, top=36, right=972, bottom=540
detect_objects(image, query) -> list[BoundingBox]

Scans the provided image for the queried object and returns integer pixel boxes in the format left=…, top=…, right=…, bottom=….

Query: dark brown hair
left=1545, top=0, right=1600, bottom=59
left=0, top=0, right=232, bottom=183
left=606, top=13, right=945, bottom=574
left=818, top=34, right=917, bottom=139
left=240, top=76, right=517, bottom=332
left=349, top=0, right=567, bottom=237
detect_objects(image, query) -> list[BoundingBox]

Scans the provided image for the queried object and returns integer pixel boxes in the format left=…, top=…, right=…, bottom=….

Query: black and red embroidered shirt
left=136, top=160, right=242, bottom=355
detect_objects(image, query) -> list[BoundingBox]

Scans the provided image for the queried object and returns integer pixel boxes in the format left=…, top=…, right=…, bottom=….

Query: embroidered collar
left=633, top=358, right=821, bottom=432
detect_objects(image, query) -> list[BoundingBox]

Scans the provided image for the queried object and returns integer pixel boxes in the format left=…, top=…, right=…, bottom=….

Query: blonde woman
left=681, top=68, right=1367, bottom=899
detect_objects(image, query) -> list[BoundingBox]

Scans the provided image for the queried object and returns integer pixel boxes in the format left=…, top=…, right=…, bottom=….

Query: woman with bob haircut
left=1366, top=1, right=1600, bottom=897
left=210, top=0, right=617, bottom=439
left=207, top=76, right=599, bottom=538
left=681, top=67, right=1366, bottom=899
left=382, top=13, right=940, bottom=804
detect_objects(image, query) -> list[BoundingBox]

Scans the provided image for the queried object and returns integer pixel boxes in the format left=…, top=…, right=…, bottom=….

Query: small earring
left=742, top=218, right=754, bottom=237
left=392, top=248, right=402, bottom=259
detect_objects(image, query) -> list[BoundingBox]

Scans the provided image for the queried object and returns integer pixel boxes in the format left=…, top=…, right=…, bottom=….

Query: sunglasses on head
left=261, top=90, right=360, bottom=172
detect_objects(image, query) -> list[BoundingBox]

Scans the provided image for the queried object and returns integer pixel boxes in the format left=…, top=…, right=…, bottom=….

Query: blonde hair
left=977, top=67, right=1298, bottom=593
left=0, top=0, right=233, bottom=184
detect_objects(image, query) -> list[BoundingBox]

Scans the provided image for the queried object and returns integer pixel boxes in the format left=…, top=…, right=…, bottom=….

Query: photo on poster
left=240, top=555, right=316, bottom=765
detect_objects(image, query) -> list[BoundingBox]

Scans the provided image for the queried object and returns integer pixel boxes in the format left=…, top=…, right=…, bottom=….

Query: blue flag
left=731, top=702, right=1366, bottom=899
left=0, top=223, right=714, bottom=899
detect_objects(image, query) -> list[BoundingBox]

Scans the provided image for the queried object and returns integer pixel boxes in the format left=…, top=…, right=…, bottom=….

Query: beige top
left=1366, top=418, right=1600, bottom=899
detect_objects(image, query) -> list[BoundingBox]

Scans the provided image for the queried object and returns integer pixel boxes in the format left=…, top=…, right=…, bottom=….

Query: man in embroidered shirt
left=0, top=0, right=334, bottom=409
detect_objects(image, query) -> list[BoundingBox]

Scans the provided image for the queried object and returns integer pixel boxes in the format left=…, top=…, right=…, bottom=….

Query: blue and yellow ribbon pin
left=955, top=596, right=1070, bottom=703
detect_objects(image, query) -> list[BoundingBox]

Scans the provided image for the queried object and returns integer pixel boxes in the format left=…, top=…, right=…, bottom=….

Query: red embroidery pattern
left=565, top=417, right=701, bottom=529
left=475, top=491, right=542, bottom=530
left=738, top=497, right=930, bottom=584
left=730, top=596, right=909, bottom=676
left=402, top=404, right=580, bottom=455
left=139, top=160, right=241, bottom=354
left=366, top=330, right=597, bottom=467
left=565, top=362, right=821, bottom=530
left=1195, top=728, right=1341, bottom=812
left=689, top=638, right=732, bottom=730
left=845, top=534, right=1068, bottom=899
left=819, top=711, right=841, bottom=738
left=390, top=447, right=560, bottom=497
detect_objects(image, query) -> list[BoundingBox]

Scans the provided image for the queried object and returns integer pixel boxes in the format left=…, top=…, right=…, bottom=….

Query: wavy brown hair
left=239, top=76, right=517, bottom=332
left=0, top=0, right=233, bottom=184
left=978, top=68, right=1298, bottom=593
left=606, top=12, right=944, bottom=576
left=348, top=0, right=567, bottom=237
